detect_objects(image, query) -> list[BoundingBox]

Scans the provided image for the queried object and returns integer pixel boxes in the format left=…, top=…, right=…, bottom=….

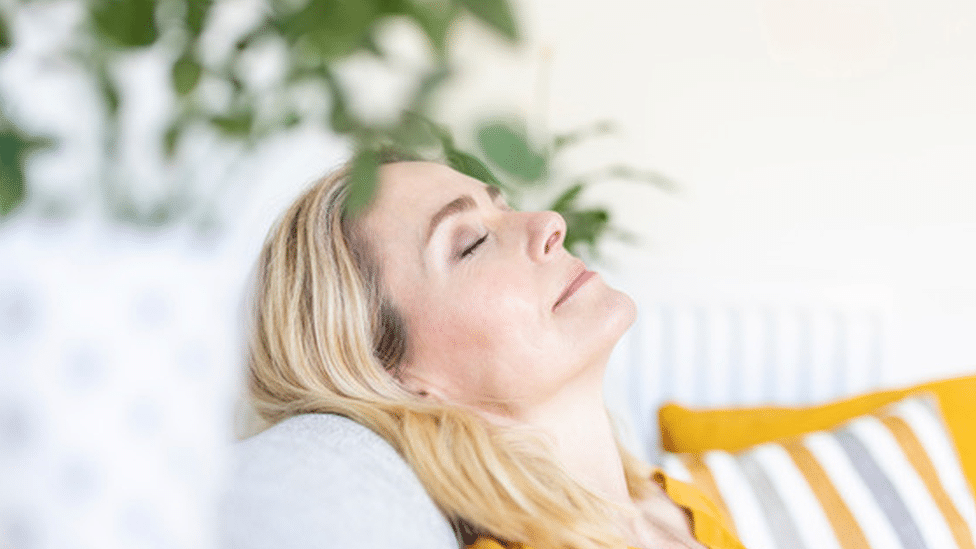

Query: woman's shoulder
left=652, top=468, right=748, bottom=549
left=467, top=470, right=748, bottom=549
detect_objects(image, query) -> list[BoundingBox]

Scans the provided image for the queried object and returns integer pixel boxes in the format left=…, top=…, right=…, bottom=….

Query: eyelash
left=459, top=233, right=488, bottom=259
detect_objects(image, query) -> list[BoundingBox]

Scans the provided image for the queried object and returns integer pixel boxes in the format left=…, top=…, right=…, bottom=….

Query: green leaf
left=276, top=0, right=379, bottom=60
left=375, top=0, right=407, bottom=13
left=234, top=24, right=271, bottom=54
left=415, top=116, right=506, bottom=190
left=562, top=208, right=610, bottom=253
left=344, top=147, right=380, bottom=215
left=446, top=149, right=504, bottom=189
left=458, top=0, right=518, bottom=42
left=91, top=0, right=160, bottom=48
left=171, top=53, right=202, bottom=96
left=391, top=113, right=439, bottom=150
left=477, top=121, right=546, bottom=181
left=428, top=118, right=454, bottom=151
left=0, top=135, right=27, bottom=217
left=359, top=31, right=384, bottom=57
left=299, top=29, right=359, bottom=61
left=604, top=164, right=678, bottom=192
left=552, top=120, right=615, bottom=152
left=229, top=75, right=245, bottom=94
left=211, top=110, right=254, bottom=137
left=282, top=111, right=301, bottom=128
left=329, top=97, right=354, bottom=134
left=163, top=119, right=181, bottom=159
left=402, top=0, right=457, bottom=55
left=185, top=0, right=213, bottom=37
left=0, top=15, right=11, bottom=52
left=97, top=68, right=121, bottom=115
left=0, top=127, right=53, bottom=218
left=549, top=183, right=583, bottom=212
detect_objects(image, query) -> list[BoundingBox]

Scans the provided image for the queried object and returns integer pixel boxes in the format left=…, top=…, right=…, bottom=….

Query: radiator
left=602, top=278, right=892, bottom=463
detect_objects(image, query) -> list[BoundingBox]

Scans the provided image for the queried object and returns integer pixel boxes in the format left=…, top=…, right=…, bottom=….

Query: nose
left=527, top=210, right=567, bottom=261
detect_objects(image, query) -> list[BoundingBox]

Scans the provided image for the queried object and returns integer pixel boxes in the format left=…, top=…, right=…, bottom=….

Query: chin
left=586, top=288, right=637, bottom=360
left=607, top=288, right=638, bottom=339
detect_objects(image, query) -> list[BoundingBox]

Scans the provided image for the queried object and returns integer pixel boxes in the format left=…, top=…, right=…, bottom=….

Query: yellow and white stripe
left=897, top=397, right=976, bottom=535
left=704, top=450, right=778, bottom=549
left=848, top=415, right=959, bottom=549
left=802, top=430, right=904, bottom=548
left=750, top=442, right=842, bottom=549
left=660, top=395, right=976, bottom=548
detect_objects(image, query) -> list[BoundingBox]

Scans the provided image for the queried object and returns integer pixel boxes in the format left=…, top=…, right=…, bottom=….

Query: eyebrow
left=425, top=185, right=502, bottom=245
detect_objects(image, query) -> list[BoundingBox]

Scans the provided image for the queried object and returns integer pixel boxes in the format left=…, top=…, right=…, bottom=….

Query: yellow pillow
left=658, top=374, right=976, bottom=495
left=661, top=395, right=976, bottom=549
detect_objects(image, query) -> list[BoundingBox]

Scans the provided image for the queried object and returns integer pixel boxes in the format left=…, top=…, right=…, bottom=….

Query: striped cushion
left=662, top=395, right=976, bottom=549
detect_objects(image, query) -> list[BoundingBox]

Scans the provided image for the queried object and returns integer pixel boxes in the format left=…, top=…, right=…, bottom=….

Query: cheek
left=410, top=278, right=542, bottom=363
left=421, top=297, right=507, bottom=354
left=462, top=276, right=542, bottom=336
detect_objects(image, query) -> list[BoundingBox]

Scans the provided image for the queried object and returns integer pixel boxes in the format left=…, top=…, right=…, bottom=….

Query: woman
left=247, top=157, right=745, bottom=549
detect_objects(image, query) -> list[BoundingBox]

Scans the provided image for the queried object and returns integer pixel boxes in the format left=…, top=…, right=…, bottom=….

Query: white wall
left=436, top=0, right=976, bottom=384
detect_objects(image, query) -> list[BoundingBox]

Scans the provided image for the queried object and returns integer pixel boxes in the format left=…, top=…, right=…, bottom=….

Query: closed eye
left=460, top=234, right=488, bottom=259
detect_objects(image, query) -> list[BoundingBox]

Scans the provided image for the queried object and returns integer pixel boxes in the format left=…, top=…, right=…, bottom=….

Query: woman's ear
left=398, top=365, right=441, bottom=400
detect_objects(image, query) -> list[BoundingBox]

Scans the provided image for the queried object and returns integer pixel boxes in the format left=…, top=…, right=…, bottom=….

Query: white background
left=434, top=0, right=976, bottom=384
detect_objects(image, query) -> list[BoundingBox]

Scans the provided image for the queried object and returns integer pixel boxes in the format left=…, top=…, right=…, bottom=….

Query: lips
left=553, top=266, right=596, bottom=310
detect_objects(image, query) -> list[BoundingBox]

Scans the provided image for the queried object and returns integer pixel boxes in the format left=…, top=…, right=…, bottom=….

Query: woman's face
left=358, top=162, right=635, bottom=416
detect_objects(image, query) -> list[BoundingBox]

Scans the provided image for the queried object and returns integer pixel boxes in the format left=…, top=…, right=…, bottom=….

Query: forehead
left=357, top=161, right=487, bottom=251
left=371, top=161, right=485, bottom=210
left=362, top=162, right=484, bottom=228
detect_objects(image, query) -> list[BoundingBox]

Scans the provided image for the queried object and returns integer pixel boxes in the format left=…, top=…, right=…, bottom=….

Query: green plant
left=0, top=107, right=52, bottom=217
left=429, top=117, right=676, bottom=259
left=0, top=0, right=670, bottom=258
left=0, top=0, right=519, bottom=225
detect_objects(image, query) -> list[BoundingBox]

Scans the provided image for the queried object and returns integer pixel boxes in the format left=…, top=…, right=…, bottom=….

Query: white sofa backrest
left=603, top=275, right=893, bottom=463
left=220, top=414, right=460, bottom=549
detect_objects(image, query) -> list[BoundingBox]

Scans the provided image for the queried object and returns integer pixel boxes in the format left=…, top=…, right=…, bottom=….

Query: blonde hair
left=247, top=161, right=653, bottom=549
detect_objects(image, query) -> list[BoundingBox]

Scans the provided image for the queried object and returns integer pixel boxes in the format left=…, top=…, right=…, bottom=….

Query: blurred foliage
left=0, top=0, right=519, bottom=225
left=350, top=113, right=674, bottom=257
left=0, top=107, right=54, bottom=218
left=0, top=0, right=671, bottom=257
left=446, top=118, right=675, bottom=258
left=477, top=121, right=546, bottom=182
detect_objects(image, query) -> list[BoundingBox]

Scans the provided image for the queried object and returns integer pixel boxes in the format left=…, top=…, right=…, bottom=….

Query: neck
left=516, top=363, right=632, bottom=506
